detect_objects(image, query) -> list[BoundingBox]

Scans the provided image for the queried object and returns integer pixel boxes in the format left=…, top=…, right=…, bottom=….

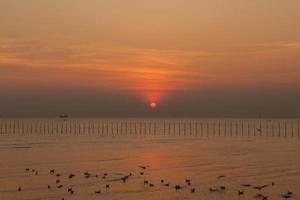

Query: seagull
left=281, top=191, right=293, bottom=199
left=121, top=176, right=128, bottom=183
left=282, top=194, right=292, bottom=199
left=242, top=184, right=251, bottom=187
left=175, top=185, right=182, bottom=190
left=139, top=165, right=149, bottom=170
left=255, top=194, right=268, bottom=200
left=271, top=182, right=275, bottom=186
left=209, top=188, right=219, bottom=192
left=220, top=186, right=226, bottom=190
left=253, top=185, right=269, bottom=190
left=68, top=174, right=75, bottom=179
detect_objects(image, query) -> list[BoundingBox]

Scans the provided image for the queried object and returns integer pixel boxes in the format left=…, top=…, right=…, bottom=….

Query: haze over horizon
left=1, top=0, right=300, bottom=117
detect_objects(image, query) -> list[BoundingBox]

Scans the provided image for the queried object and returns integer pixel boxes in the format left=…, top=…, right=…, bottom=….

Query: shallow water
left=0, top=118, right=299, bottom=200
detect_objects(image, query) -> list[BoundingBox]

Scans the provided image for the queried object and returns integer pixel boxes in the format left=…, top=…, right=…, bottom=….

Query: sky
left=0, top=0, right=300, bottom=117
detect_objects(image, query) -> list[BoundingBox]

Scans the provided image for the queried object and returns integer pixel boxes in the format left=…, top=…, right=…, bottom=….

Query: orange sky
left=0, top=0, right=300, bottom=116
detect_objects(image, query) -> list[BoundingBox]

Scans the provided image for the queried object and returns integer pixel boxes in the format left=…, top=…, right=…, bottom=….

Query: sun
left=149, top=102, right=157, bottom=109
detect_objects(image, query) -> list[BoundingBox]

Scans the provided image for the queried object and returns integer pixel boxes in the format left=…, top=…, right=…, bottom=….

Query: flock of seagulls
left=17, top=166, right=296, bottom=200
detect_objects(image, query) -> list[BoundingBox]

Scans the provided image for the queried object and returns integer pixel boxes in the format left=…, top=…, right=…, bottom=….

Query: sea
left=0, top=118, right=299, bottom=200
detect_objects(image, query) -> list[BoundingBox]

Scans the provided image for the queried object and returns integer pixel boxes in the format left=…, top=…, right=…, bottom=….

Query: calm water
left=0, top=118, right=299, bottom=200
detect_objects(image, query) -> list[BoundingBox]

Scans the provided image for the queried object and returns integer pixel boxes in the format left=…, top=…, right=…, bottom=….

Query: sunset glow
left=1, top=0, right=300, bottom=117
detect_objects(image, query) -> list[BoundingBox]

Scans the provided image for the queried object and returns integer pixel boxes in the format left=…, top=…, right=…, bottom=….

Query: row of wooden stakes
left=0, top=120, right=299, bottom=137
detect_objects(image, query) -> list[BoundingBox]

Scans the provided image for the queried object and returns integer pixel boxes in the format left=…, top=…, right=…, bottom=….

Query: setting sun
left=149, top=102, right=157, bottom=109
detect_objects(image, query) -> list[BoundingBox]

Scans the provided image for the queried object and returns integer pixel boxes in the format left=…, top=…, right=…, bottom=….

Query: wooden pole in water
left=266, top=121, right=269, bottom=136
left=224, top=121, right=227, bottom=136
left=120, top=121, right=123, bottom=136
left=218, top=121, right=221, bottom=136
left=116, top=122, right=119, bottom=136
left=55, top=121, right=57, bottom=135
left=247, top=122, right=250, bottom=136
left=285, top=121, right=287, bottom=137
left=207, top=121, right=209, bottom=137
left=241, top=120, right=244, bottom=137
left=12, top=120, right=15, bottom=134
left=82, top=122, right=84, bottom=135
left=112, top=121, right=115, bottom=137
left=73, top=120, right=76, bottom=135
left=195, top=121, right=198, bottom=136
left=189, top=121, right=192, bottom=136
left=22, top=121, right=24, bottom=135
left=129, top=122, right=132, bottom=135
left=173, top=122, right=175, bottom=136
left=78, top=122, right=81, bottom=135
left=260, top=119, right=262, bottom=136
left=8, top=120, right=10, bottom=134
left=163, top=121, right=166, bottom=136
left=278, top=122, right=281, bottom=137
left=298, top=120, right=300, bottom=137
left=59, top=121, right=62, bottom=135
left=4, top=120, right=7, bottom=135
left=213, top=121, right=215, bottom=136
left=97, top=121, right=100, bottom=135
left=291, top=122, right=294, bottom=137
left=1, top=120, right=3, bottom=135
left=139, top=121, right=141, bottom=136
left=200, top=122, right=203, bottom=136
